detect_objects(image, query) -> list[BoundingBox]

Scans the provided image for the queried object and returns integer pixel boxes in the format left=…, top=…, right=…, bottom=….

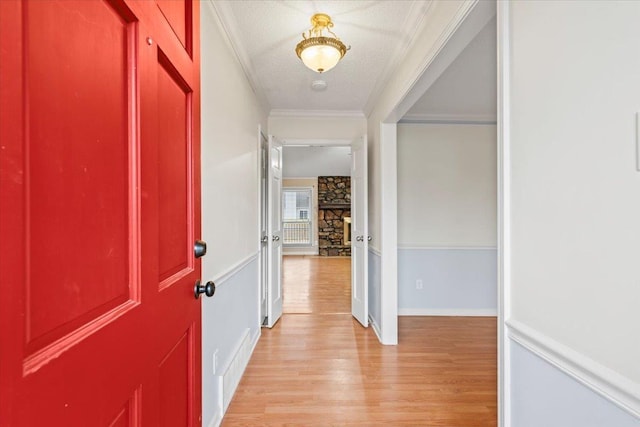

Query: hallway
left=221, top=256, right=497, bottom=426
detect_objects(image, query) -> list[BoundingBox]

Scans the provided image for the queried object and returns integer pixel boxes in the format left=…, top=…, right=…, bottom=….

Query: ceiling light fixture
left=295, top=13, right=350, bottom=73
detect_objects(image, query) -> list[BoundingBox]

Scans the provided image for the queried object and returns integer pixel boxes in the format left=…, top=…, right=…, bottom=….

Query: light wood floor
left=283, top=255, right=351, bottom=314
left=222, top=256, right=497, bottom=426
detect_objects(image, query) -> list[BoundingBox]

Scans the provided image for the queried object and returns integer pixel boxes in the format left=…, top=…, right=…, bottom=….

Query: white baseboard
left=369, top=315, right=383, bottom=342
left=399, top=308, right=497, bottom=317
left=207, top=411, right=222, bottom=427
left=507, top=319, right=640, bottom=419
left=249, top=328, right=260, bottom=360
left=398, top=245, right=498, bottom=250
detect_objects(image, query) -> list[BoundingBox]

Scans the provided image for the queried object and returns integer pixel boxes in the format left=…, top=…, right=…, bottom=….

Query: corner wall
left=506, top=1, right=640, bottom=423
left=200, top=3, right=267, bottom=425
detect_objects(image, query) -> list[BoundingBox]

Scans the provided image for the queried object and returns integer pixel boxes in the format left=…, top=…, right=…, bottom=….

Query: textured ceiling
left=213, top=0, right=431, bottom=114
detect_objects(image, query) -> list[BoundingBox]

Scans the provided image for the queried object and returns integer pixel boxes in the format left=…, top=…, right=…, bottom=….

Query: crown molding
left=364, top=1, right=435, bottom=116
left=204, top=0, right=271, bottom=112
left=281, top=138, right=353, bottom=147
left=269, top=109, right=365, bottom=119
left=399, top=112, right=497, bottom=124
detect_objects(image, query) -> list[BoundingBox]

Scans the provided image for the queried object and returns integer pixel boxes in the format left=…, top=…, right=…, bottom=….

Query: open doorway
left=396, top=16, right=497, bottom=318
left=281, top=145, right=352, bottom=315
left=259, top=138, right=368, bottom=327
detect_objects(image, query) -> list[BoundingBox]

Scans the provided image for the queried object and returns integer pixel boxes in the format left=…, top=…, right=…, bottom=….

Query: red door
left=0, top=1, right=202, bottom=425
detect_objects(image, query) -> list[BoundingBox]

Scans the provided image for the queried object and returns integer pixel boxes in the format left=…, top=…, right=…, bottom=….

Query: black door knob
left=194, top=280, right=215, bottom=299
left=194, top=240, right=207, bottom=258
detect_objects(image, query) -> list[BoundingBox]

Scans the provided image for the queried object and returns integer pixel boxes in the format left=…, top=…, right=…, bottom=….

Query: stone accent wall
left=318, top=176, right=351, bottom=204
left=318, top=176, right=351, bottom=256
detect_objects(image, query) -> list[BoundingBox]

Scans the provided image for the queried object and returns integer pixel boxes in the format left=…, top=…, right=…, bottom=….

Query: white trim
left=249, top=327, right=261, bottom=365
left=368, top=315, right=383, bottom=343
left=400, top=113, right=497, bottom=124
left=257, top=125, right=264, bottom=256
left=398, top=245, right=497, bottom=251
left=399, top=308, right=497, bottom=317
left=379, top=123, right=398, bottom=345
left=497, top=2, right=511, bottom=426
left=368, top=246, right=381, bottom=257
left=507, top=319, right=640, bottom=419
left=269, top=109, right=365, bottom=119
left=257, top=126, right=267, bottom=328
left=281, top=138, right=353, bottom=147
left=283, top=248, right=318, bottom=256
left=204, top=1, right=270, bottom=112
left=206, top=411, right=222, bottom=427
left=211, top=252, right=259, bottom=288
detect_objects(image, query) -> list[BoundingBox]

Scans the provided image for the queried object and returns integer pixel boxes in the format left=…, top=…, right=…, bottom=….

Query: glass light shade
left=300, top=44, right=342, bottom=73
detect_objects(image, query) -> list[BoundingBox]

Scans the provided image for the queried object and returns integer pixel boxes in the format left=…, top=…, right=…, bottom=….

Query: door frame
left=257, top=125, right=268, bottom=326
left=260, top=137, right=364, bottom=322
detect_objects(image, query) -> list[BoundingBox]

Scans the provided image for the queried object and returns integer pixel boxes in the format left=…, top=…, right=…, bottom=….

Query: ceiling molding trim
left=363, top=1, right=435, bottom=117
left=282, top=138, right=353, bottom=147
left=387, top=0, right=496, bottom=123
left=269, top=109, right=366, bottom=119
left=204, top=0, right=271, bottom=111
left=400, top=113, right=497, bottom=125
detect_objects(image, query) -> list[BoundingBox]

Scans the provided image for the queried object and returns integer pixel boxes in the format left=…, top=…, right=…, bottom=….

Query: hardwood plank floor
left=222, top=256, right=497, bottom=427
left=283, top=255, right=351, bottom=314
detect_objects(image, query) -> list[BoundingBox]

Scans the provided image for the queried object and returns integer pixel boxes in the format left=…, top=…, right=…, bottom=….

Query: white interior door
left=259, top=132, right=268, bottom=325
left=351, top=135, right=368, bottom=327
left=266, top=135, right=283, bottom=327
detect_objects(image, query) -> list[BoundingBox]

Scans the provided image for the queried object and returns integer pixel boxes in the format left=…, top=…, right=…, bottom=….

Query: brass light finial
left=295, top=13, right=350, bottom=73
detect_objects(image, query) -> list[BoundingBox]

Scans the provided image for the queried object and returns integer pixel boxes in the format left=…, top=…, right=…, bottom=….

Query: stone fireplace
left=318, top=176, right=351, bottom=256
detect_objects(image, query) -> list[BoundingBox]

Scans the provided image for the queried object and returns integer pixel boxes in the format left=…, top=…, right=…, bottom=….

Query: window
left=282, top=188, right=312, bottom=246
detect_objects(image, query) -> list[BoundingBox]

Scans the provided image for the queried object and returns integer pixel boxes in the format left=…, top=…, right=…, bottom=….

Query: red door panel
left=155, top=0, right=192, bottom=53
left=158, top=329, right=192, bottom=427
left=0, top=0, right=201, bottom=425
left=157, top=53, right=192, bottom=285
left=24, top=0, right=135, bottom=363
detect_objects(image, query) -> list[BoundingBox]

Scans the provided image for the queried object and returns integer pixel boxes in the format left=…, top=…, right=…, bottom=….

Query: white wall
left=283, top=146, right=351, bottom=178
left=397, top=123, right=496, bottom=247
left=200, top=3, right=267, bottom=425
left=397, top=123, right=497, bottom=315
left=268, top=115, right=365, bottom=140
left=507, top=0, right=640, bottom=421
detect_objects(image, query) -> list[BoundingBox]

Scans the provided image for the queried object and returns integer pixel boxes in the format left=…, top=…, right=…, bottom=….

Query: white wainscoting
left=398, top=247, right=497, bottom=316
left=202, top=256, right=261, bottom=427
left=508, top=320, right=640, bottom=424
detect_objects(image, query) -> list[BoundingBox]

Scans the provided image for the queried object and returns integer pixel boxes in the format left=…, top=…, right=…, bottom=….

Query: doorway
left=260, top=137, right=368, bottom=328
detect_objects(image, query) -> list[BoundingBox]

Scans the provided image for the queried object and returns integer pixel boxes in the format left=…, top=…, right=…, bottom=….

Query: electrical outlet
left=416, top=279, right=423, bottom=290
left=212, top=349, right=219, bottom=375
